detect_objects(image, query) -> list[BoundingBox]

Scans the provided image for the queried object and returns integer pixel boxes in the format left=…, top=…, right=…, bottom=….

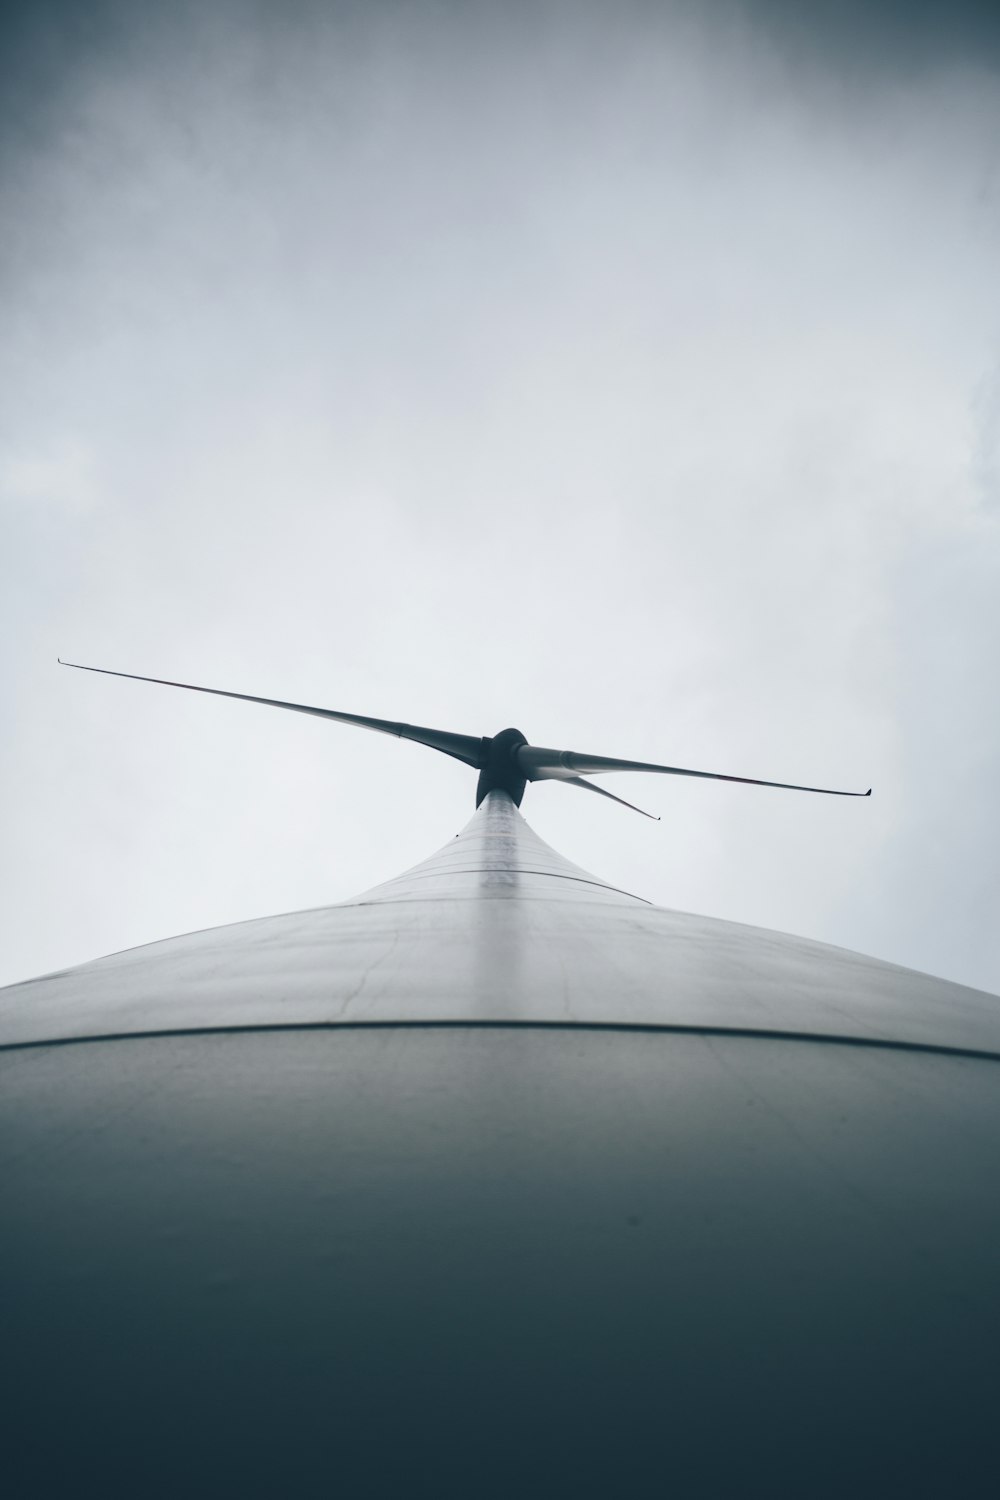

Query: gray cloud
left=743, top=0, right=1000, bottom=76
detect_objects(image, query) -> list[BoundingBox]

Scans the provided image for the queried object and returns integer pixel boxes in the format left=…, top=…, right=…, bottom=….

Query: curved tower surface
left=3, top=791, right=999, bottom=1496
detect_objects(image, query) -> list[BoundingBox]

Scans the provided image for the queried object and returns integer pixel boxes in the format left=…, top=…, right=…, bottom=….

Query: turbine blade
left=560, top=774, right=660, bottom=820
left=57, top=660, right=485, bottom=768
left=518, top=745, right=871, bottom=799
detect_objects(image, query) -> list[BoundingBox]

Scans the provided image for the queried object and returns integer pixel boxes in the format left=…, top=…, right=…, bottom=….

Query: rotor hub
left=475, top=727, right=528, bottom=806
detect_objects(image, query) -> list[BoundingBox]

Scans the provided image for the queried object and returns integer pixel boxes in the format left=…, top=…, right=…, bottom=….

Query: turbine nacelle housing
left=475, top=728, right=528, bottom=807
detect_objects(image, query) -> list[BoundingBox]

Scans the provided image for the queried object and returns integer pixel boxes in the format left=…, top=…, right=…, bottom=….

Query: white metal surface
left=5, top=792, right=1000, bottom=1495
left=2, top=790, right=998, bottom=1054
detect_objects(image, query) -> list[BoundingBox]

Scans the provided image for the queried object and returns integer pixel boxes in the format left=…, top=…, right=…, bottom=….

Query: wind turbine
left=56, top=658, right=871, bottom=817
left=5, top=659, right=997, bottom=1500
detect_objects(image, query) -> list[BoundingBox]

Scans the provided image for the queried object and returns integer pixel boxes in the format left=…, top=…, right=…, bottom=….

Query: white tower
left=3, top=789, right=999, bottom=1496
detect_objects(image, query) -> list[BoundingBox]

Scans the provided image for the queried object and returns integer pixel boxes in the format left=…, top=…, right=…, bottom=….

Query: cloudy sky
left=2, top=0, right=998, bottom=995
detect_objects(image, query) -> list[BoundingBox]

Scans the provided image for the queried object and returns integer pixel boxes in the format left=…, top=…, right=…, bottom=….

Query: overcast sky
left=2, top=0, right=998, bottom=995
